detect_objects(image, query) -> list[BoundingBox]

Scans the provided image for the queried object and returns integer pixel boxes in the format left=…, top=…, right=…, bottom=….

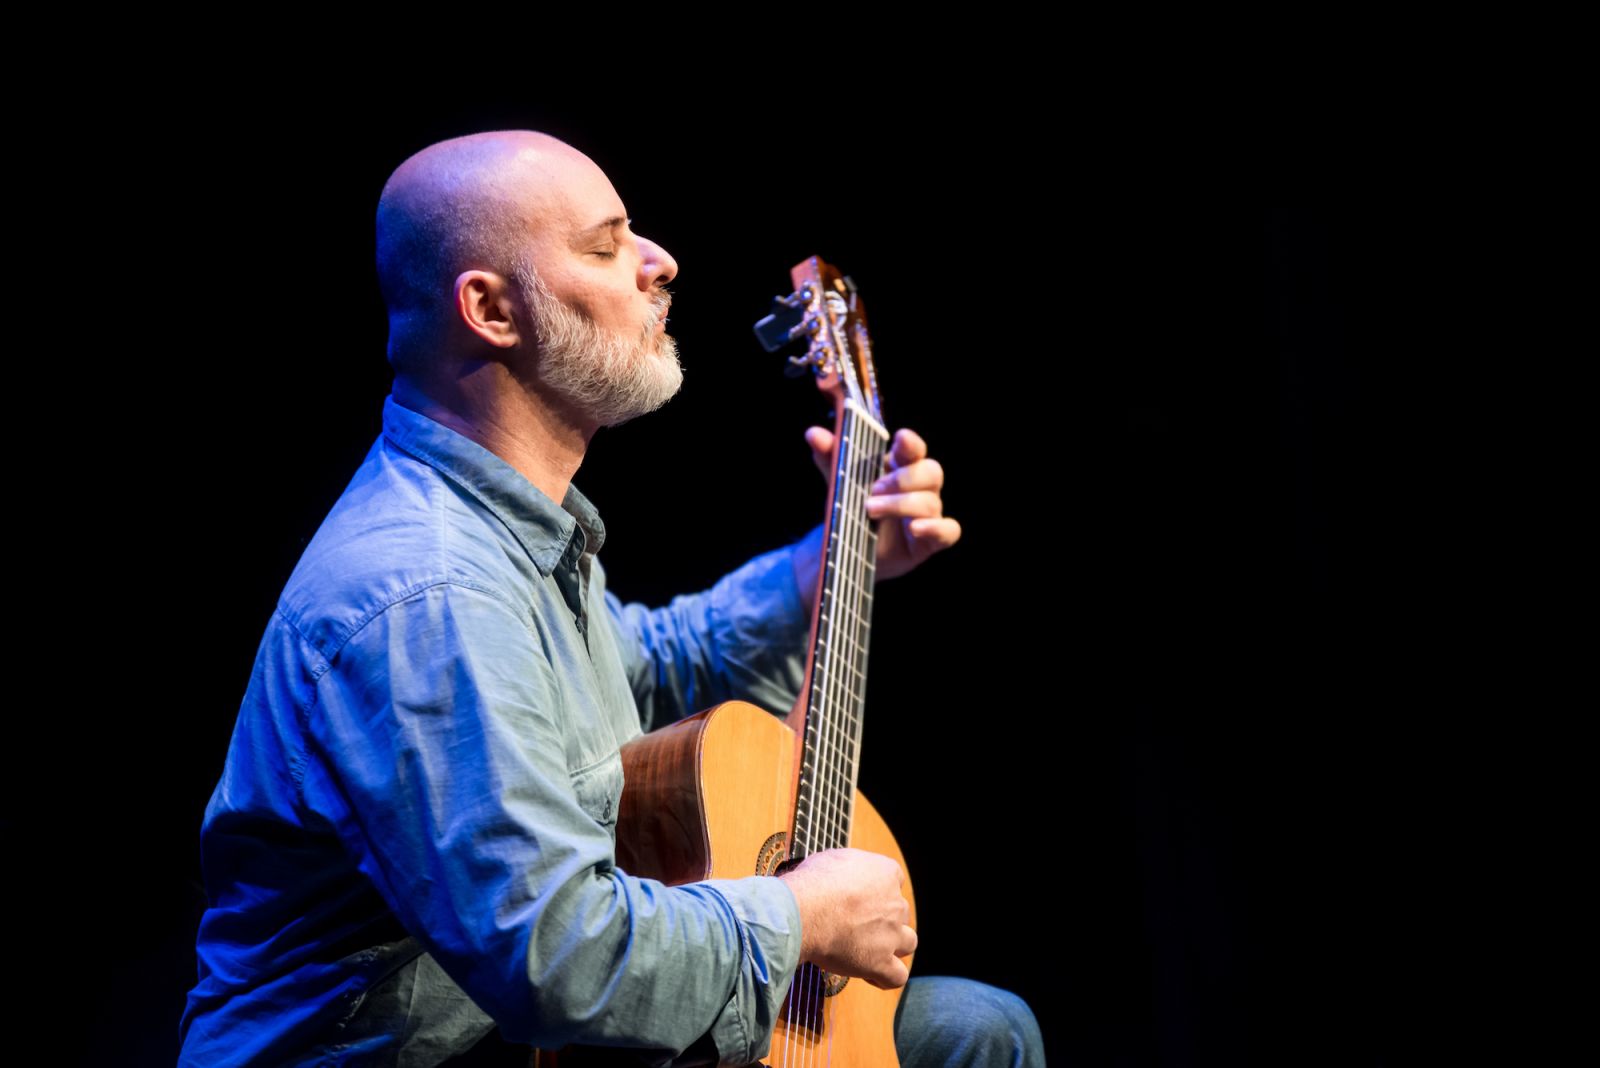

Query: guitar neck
left=792, top=398, right=890, bottom=859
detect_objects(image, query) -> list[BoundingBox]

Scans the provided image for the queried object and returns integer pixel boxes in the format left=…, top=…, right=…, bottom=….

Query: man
left=180, top=130, right=1041, bottom=1066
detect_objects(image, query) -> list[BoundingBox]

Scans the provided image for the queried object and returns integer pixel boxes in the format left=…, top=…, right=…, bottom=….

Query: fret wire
left=816, top=635, right=873, bottom=659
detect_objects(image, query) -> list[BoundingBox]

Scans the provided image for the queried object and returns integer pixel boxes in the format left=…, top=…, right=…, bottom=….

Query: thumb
left=805, top=427, right=834, bottom=479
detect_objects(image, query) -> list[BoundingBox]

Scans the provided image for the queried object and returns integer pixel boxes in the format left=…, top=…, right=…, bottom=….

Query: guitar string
left=807, top=426, right=842, bottom=1068
left=829, top=410, right=864, bottom=850
left=837, top=333, right=890, bottom=1064
left=788, top=389, right=889, bottom=1066
left=834, top=406, right=876, bottom=847
left=799, top=423, right=845, bottom=861
left=854, top=415, right=879, bottom=825
left=836, top=410, right=885, bottom=1068
left=784, top=461, right=827, bottom=1068
left=845, top=424, right=872, bottom=847
left=831, top=412, right=876, bottom=831
left=817, top=409, right=881, bottom=1068
left=793, top=296, right=835, bottom=1068
left=810, top=405, right=859, bottom=1065
left=811, top=412, right=878, bottom=856
left=813, top=434, right=839, bottom=858
left=803, top=405, right=864, bottom=1068
left=808, top=410, right=847, bottom=852
left=789, top=405, right=849, bottom=1068
left=819, top=404, right=886, bottom=1067
left=832, top=405, right=868, bottom=850
left=833, top=407, right=882, bottom=850
left=847, top=423, right=882, bottom=847
left=790, top=509, right=823, bottom=1068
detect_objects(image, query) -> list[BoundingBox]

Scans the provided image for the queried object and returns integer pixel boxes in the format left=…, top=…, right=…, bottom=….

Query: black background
left=30, top=86, right=1560, bottom=1066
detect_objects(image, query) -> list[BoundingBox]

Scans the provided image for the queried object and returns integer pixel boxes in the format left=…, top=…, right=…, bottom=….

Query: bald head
left=375, top=130, right=589, bottom=375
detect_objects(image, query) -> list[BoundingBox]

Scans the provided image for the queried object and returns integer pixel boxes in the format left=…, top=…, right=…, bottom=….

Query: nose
left=637, top=234, right=678, bottom=290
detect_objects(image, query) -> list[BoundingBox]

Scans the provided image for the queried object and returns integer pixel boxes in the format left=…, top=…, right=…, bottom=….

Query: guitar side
left=615, top=700, right=914, bottom=1067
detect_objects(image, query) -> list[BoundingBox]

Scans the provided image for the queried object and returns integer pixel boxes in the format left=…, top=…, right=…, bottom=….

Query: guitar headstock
left=753, top=256, right=882, bottom=421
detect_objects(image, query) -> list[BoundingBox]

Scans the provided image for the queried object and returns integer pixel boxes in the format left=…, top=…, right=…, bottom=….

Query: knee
left=895, top=975, right=1045, bottom=1068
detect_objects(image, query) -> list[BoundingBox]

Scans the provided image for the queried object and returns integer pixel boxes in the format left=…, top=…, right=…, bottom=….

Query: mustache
left=647, top=288, right=673, bottom=331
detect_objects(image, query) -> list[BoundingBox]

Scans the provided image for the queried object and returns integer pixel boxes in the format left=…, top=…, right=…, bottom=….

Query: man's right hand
left=777, top=847, right=917, bottom=989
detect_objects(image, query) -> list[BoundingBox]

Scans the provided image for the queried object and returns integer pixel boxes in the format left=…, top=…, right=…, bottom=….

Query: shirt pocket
left=568, top=748, right=623, bottom=836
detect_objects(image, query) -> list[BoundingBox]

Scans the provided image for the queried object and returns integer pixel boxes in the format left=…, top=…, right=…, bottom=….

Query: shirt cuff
left=690, top=875, right=803, bottom=1065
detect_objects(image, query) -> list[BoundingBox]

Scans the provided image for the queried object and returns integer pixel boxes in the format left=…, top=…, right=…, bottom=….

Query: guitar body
left=615, top=701, right=914, bottom=1067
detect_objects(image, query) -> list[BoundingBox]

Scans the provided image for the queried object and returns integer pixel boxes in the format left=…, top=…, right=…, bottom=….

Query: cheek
left=561, top=282, right=624, bottom=327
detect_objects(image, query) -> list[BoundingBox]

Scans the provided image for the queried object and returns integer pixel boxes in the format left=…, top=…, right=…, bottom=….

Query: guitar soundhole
left=782, top=962, right=851, bottom=1038
left=757, top=833, right=850, bottom=1007
left=755, top=832, right=788, bottom=876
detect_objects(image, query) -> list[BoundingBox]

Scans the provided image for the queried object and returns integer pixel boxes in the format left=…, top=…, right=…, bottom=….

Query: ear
left=453, top=270, right=522, bottom=349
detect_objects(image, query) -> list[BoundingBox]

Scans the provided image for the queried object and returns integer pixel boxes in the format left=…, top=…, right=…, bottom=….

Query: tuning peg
left=752, top=294, right=807, bottom=353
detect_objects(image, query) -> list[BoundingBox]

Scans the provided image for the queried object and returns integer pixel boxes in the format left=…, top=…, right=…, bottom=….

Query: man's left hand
left=805, top=426, right=962, bottom=581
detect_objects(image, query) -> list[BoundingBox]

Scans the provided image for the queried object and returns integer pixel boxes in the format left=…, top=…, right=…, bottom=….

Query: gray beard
left=514, top=262, right=683, bottom=428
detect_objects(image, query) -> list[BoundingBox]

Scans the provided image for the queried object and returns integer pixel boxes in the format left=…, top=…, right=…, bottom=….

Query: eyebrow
left=573, top=216, right=630, bottom=243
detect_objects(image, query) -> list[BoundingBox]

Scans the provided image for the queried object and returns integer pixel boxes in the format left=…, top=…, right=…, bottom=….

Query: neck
left=393, top=363, right=598, bottom=504
left=789, top=399, right=889, bottom=858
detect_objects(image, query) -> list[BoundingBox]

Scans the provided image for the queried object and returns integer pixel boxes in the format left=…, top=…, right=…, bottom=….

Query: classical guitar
left=550, top=256, right=912, bottom=1067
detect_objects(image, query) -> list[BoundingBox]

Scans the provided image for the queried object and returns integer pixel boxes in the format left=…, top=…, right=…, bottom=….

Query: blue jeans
left=895, top=975, right=1046, bottom=1068
left=317, top=961, right=1043, bottom=1066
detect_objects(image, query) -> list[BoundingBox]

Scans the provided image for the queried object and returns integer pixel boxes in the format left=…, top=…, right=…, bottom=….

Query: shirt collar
left=381, top=394, right=606, bottom=577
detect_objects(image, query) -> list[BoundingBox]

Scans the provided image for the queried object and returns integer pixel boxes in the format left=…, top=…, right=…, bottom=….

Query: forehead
left=509, top=147, right=628, bottom=244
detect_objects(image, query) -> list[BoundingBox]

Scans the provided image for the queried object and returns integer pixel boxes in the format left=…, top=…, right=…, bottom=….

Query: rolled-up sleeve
left=300, top=579, right=802, bottom=1064
left=605, top=531, right=815, bottom=731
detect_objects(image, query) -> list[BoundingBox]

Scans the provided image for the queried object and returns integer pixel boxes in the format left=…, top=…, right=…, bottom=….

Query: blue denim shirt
left=180, top=396, right=813, bottom=1066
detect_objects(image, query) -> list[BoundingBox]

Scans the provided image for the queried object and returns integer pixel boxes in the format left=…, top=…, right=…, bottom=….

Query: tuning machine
left=754, top=285, right=827, bottom=377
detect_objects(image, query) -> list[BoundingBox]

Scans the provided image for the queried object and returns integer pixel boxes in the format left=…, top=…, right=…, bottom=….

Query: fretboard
left=790, top=398, right=889, bottom=859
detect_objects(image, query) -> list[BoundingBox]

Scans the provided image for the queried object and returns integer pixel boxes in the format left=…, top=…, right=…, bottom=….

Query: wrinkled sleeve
left=301, top=580, right=802, bottom=1064
left=605, top=528, right=817, bottom=731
